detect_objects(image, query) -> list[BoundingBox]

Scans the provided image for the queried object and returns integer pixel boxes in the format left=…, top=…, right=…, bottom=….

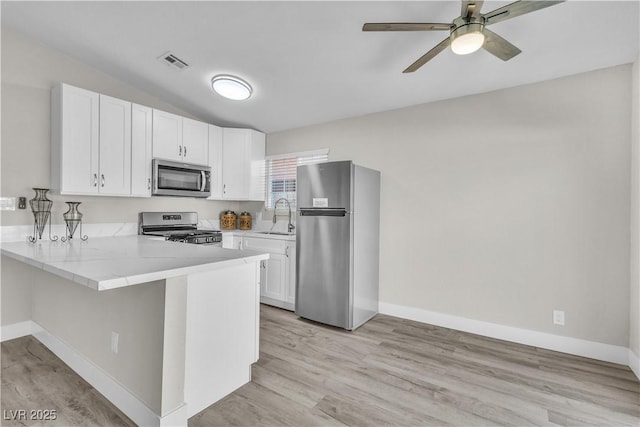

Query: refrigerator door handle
left=298, top=208, right=348, bottom=217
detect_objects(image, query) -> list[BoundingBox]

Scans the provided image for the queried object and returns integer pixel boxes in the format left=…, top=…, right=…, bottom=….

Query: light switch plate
left=0, top=197, right=16, bottom=211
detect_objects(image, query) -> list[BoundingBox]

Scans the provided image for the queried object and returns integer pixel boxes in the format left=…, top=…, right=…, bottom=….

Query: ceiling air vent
left=158, top=52, right=189, bottom=71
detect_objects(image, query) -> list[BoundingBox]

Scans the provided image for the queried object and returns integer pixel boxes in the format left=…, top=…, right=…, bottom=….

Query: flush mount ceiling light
left=450, top=22, right=485, bottom=55
left=211, top=75, right=252, bottom=101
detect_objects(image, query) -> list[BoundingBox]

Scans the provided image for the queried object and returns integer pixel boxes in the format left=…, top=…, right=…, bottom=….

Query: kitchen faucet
left=273, top=198, right=295, bottom=233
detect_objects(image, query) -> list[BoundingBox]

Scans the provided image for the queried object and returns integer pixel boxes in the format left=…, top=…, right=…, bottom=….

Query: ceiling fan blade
left=403, top=37, right=451, bottom=73
left=482, top=29, right=522, bottom=61
left=461, top=1, right=484, bottom=19
left=363, top=23, right=451, bottom=32
left=484, top=0, right=564, bottom=26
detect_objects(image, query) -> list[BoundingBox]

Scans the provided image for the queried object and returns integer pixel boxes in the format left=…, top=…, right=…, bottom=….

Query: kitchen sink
left=256, top=231, right=295, bottom=236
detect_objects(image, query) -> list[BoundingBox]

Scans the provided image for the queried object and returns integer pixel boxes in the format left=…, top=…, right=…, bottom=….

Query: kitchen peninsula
left=1, top=236, right=269, bottom=426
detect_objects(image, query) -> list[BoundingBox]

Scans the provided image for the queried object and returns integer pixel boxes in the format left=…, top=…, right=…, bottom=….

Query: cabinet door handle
left=93, top=173, right=98, bottom=187
left=184, top=146, right=187, bottom=157
left=285, top=246, right=289, bottom=258
left=147, top=178, right=151, bottom=190
left=101, top=174, right=105, bottom=188
left=223, top=184, right=226, bottom=194
left=179, top=145, right=182, bottom=157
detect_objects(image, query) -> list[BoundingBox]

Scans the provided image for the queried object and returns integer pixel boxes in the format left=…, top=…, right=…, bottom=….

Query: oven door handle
left=200, top=171, right=206, bottom=192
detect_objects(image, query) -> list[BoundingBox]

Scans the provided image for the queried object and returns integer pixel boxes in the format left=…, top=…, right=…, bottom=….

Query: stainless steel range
left=138, top=212, right=222, bottom=245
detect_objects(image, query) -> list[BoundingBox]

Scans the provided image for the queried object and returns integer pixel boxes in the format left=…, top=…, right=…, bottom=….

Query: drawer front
left=243, top=237, right=286, bottom=254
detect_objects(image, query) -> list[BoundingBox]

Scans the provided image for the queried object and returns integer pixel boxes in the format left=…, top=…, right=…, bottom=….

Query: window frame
left=264, top=149, right=329, bottom=210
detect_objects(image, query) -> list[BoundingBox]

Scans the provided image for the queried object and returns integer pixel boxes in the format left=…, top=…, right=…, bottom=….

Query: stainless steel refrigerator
left=295, top=160, right=380, bottom=330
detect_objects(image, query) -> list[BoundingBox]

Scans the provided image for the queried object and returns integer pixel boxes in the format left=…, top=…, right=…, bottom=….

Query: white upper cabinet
left=152, top=109, right=182, bottom=162
left=51, top=83, right=260, bottom=200
left=222, top=128, right=248, bottom=199
left=248, top=130, right=266, bottom=201
left=152, top=110, right=209, bottom=164
left=221, top=128, right=265, bottom=201
left=131, top=104, right=153, bottom=197
left=208, top=124, right=223, bottom=199
left=99, top=95, right=131, bottom=196
left=182, top=117, right=209, bottom=164
left=51, top=84, right=131, bottom=196
left=51, top=84, right=99, bottom=195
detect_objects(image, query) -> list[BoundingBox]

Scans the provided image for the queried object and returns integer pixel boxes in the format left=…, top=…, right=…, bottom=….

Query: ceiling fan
left=363, top=0, right=564, bottom=73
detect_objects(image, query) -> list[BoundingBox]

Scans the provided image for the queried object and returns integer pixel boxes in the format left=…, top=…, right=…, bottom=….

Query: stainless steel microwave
left=152, top=159, right=211, bottom=198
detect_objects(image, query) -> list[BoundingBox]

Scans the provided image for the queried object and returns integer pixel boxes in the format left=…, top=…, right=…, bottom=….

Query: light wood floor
left=191, top=305, right=640, bottom=426
left=2, top=305, right=639, bottom=426
left=1, top=335, right=135, bottom=426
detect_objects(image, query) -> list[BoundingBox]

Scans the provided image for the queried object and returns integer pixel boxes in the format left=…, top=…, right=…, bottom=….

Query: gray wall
left=1, top=257, right=33, bottom=325
left=267, top=65, right=632, bottom=347
left=31, top=271, right=166, bottom=414
left=1, top=28, right=238, bottom=227
left=631, top=56, right=639, bottom=360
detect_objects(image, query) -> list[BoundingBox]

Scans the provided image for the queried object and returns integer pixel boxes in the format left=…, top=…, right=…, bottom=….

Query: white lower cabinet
left=261, top=254, right=287, bottom=302
left=238, top=235, right=296, bottom=311
left=221, top=232, right=242, bottom=250
left=185, top=262, right=260, bottom=417
left=285, top=240, right=296, bottom=306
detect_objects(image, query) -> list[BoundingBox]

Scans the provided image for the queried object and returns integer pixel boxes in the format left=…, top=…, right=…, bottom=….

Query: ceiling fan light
left=450, top=23, right=485, bottom=55
left=211, top=75, right=252, bottom=100
left=451, top=32, right=485, bottom=55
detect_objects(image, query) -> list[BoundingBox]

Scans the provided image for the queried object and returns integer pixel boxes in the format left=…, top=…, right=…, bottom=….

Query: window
left=265, top=149, right=329, bottom=209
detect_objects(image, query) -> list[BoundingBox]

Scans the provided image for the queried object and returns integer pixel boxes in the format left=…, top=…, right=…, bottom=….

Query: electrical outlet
left=111, top=332, right=119, bottom=354
left=18, top=197, right=26, bottom=209
left=553, top=310, right=565, bottom=326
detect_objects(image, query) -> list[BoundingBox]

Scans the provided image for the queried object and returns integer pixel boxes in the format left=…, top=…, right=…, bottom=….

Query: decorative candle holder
left=61, top=202, right=88, bottom=242
left=28, top=188, right=58, bottom=243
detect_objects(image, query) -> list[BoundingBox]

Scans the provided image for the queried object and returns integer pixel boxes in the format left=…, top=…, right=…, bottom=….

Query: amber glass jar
left=239, top=211, right=252, bottom=230
left=220, top=210, right=237, bottom=230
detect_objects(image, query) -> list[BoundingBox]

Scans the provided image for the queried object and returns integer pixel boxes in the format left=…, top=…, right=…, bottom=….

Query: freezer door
left=297, top=161, right=352, bottom=210
left=295, top=210, right=352, bottom=329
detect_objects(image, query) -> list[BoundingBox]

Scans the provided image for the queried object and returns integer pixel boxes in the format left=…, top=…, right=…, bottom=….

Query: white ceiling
left=2, top=1, right=638, bottom=133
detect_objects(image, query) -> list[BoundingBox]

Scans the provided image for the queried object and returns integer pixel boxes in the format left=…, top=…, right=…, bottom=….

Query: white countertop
left=222, top=230, right=296, bottom=241
left=1, top=235, right=269, bottom=291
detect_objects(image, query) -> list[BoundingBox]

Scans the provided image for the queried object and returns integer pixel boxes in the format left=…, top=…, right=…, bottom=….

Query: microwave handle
left=200, top=170, right=206, bottom=192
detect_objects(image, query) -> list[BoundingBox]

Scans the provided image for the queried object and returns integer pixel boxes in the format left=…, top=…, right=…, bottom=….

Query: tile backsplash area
left=0, top=210, right=296, bottom=242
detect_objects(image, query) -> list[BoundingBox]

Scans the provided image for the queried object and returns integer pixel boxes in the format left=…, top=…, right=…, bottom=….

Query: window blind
left=265, top=149, right=329, bottom=209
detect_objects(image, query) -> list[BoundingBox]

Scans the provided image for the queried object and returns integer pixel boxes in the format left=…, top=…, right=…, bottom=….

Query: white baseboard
left=629, top=349, right=640, bottom=380
left=260, top=296, right=294, bottom=312
left=0, top=320, right=34, bottom=342
left=3, top=322, right=188, bottom=427
left=379, top=302, right=631, bottom=367
left=159, top=404, right=189, bottom=427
